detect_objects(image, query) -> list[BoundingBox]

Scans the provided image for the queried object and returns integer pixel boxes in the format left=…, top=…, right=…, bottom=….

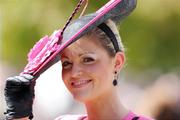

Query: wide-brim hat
left=23, top=0, right=137, bottom=77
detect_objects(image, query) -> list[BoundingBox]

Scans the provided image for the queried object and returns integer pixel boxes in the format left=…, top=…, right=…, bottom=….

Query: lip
left=71, top=79, right=92, bottom=88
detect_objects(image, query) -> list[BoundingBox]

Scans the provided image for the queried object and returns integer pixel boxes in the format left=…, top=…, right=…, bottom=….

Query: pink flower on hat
left=23, top=29, right=62, bottom=74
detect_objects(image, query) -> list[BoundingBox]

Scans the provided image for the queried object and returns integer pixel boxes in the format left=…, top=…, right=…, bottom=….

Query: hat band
left=98, top=23, right=120, bottom=52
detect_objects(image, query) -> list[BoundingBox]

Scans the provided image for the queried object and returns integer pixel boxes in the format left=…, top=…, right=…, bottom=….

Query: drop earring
left=113, top=71, right=118, bottom=86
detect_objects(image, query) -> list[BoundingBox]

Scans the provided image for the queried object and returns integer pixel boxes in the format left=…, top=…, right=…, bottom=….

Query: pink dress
left=55, top=111, right=154, bottom=120
left=122, top=111, right=154, bottom=120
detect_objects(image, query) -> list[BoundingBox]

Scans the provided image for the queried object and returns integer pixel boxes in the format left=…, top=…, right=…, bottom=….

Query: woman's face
left=60, top=35, right=117, bottom=102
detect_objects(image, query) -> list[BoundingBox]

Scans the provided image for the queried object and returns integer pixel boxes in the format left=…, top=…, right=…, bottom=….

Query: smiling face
left=60, top=34, right=124, bottom=102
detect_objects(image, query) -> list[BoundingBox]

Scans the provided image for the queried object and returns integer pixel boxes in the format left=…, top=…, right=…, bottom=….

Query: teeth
left=72, top=80, right=91, bottom=87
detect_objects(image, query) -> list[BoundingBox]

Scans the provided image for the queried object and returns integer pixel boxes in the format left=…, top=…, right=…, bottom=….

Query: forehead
left=61, top=35, right=103, bottom=56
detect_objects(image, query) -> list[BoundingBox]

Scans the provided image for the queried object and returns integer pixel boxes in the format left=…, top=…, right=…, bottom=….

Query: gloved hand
left=4, top=74, right=36, bottom=120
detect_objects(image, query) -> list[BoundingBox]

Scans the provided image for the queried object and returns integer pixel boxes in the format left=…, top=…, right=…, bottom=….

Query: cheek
left=61, top=70, right=65, bottom=80
left=62, top=70, right=74, bottom=93
left=85, top=62, right=114, bottom=81
left=61, top=70, right=69, bottom=84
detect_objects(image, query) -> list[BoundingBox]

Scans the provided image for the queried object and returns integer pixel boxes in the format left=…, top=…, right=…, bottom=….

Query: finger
left=21, top=74, right=34, bottom=80
left=6, top=76, right=22, bottom=87
left=14, top=76, right=31, bottom=85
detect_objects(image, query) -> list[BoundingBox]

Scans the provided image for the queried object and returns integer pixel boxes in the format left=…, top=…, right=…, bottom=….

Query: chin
left=72, top=92, right=93, bottom=103
left=70, top=81, right=94, bottom=102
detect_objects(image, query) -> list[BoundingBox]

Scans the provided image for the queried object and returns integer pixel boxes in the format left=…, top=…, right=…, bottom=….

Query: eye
left=62, top=60, right=72, bottom=69
left=83, top=57, right=95, bottom=64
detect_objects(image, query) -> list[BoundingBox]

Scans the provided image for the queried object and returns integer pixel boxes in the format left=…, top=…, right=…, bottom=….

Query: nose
left=71, top=63, right=83, bottom=78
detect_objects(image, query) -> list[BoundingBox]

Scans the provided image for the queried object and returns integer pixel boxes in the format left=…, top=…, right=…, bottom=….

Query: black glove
left=4, top=74, right=36, bottom=120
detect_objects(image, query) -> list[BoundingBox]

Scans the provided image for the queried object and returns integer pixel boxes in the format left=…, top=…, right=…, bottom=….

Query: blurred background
left=0, top=0, right=180, bottom=120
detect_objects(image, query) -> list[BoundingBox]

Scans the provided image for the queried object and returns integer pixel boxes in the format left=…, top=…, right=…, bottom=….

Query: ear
left=114, top=52, right=125, bottom=72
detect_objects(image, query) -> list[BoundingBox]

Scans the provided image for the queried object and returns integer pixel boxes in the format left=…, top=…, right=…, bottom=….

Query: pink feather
left=23, top=29, right=62, bottom=74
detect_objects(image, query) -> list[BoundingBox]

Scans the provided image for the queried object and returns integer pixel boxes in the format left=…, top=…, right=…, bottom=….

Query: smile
left=71, top=80, right=92, bottom=88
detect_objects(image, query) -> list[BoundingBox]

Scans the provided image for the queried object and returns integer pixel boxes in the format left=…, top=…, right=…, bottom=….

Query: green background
left=0, top=0, right=180, bottom=73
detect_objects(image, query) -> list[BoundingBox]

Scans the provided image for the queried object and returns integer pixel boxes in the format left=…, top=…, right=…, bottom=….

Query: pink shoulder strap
left=123, top=111, right=154, bottom=120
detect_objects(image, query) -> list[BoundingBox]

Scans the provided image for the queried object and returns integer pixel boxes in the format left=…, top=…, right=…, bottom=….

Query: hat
left=62, top=0, right=137, bottom=49
left=22, top=0, right=137, bottom=77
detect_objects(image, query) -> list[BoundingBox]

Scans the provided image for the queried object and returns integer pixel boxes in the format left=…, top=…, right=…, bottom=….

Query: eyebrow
left=78, top=51, right=95, bottom=57
left=61, top=51, right=94, bottom=58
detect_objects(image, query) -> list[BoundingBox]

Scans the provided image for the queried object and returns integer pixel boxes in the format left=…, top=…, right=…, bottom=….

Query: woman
left=4, top=15, right=154, bottom=119
left=55, top=17, right=154, bottom=120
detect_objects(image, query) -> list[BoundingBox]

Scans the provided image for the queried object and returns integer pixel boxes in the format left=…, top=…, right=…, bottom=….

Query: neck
left=84, top=88, right=128, bottom=120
